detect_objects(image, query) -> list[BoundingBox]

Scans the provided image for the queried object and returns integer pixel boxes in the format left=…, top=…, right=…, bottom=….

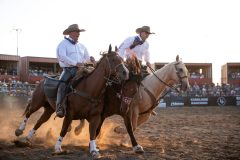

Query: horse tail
left=22, top=98, right=31, bottom=116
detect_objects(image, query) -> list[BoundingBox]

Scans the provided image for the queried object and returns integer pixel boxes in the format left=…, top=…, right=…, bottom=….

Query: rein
left=148, top=66, right=180, bottom=92
left=138, top=64, right=186, bottom=115
left=104, top=56, right=124, bottom=85
left=66, top=54, right=122, bottom=106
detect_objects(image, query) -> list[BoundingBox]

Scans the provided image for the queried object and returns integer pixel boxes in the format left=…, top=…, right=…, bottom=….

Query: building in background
left=0, top=54, right=20, bottom=82
left=221, top=63, right=240, bottom=86
left=154, top=62, right=212, bottom=85
left=20, top=56, right=61, bottom=84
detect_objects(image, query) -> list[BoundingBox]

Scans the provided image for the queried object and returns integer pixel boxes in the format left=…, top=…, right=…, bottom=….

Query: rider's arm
left=143, top=42, right=151, bottom=67
left=118, top=37, right=134, bottom=59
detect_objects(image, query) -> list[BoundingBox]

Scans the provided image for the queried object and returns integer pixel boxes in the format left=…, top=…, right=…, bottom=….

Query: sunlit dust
left=0, top=100, right=124, bottom=149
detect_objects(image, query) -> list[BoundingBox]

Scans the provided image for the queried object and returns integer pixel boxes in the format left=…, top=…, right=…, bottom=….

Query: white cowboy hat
left=63, top=24, right=86, bottom=35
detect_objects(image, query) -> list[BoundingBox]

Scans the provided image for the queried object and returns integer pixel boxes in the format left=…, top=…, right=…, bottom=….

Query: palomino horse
left=74, top=55, right=190, bottom=153
left=14, top=45, right=129, bottom=158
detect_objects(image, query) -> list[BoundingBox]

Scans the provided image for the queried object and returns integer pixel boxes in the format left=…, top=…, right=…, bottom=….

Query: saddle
left=43, top=75, right=60, bottom=98
left=43, top=66, right=95, bottom=99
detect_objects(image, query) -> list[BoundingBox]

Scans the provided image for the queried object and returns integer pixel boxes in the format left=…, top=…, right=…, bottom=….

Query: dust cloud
left=0, top=95, right=122, bottom=149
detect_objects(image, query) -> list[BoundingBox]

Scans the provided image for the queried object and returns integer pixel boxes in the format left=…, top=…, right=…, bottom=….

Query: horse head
left=172, top=55, right=190, bottom=91
left=101, top=44, right=129, bottom=82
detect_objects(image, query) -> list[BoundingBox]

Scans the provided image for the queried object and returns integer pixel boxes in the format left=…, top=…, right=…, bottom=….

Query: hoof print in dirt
left=52, top=150, right=69, bottom=155
left=114, top=126, right=127, bottom=134
left=91, top=151, right=101, bottom=159
left=13, top=138, right=32, bottom=147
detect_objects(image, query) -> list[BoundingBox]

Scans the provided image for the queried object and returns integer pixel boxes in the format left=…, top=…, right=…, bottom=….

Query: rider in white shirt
left=118, top=26, right=155, bottom=67
left=56, top=24, right=90, bottom=118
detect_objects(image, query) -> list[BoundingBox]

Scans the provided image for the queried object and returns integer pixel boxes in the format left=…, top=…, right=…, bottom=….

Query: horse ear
left=176, top=55, right=179, bottom=62
left=108, top=44, right=112, bottom=54
left=115, top=46, right=119, bottom=52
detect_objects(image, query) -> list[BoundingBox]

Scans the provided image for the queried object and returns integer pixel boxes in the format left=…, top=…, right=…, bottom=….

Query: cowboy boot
left=56, top=82, right=66, bottom=118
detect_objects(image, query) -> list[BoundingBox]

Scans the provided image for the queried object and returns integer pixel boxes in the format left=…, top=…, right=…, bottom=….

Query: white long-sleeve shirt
left=118, top=35, right=150, bottom=63
left=56, top=38, right=90, bottom=68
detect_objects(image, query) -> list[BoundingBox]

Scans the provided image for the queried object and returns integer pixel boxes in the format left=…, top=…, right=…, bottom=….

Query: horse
left=74, top=55, right=190, bottom=153
left=14, top=45, right=129, bottom=158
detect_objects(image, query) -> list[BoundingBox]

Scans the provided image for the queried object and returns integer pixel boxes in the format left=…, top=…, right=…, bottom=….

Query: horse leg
left=54, top=115, right=72, bottom=153
left=123, top=115, right=144, bottom=154
left=136, top=113, right=151, bottom=127
left=15, top=101, right=42, bottom=137
left=120, top=107, right=140, bottom=148
left=95, top=117, right=105, bottom=139
left=89, top=115, right=101, bottom=158
left=74, top=119, right=86, bottom=136
left=26, top=106, right=54, bottom=141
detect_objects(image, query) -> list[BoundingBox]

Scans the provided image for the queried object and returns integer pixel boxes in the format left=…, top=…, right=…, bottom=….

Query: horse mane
left=126, top=54, right=141, bottom=74
left=71, top=50, right=119, bottom=88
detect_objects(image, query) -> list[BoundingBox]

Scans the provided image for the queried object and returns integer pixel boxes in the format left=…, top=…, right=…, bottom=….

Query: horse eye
left=178, top=68, right=183, bottom=72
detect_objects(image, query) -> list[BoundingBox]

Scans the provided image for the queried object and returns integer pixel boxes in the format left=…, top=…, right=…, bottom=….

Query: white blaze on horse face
left=178, top=64, right=190, bottom=91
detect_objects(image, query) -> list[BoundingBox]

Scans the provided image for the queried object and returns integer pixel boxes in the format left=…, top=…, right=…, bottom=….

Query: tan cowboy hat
left=136, top=26, right=155, bottom=34
left=63, top=24, right=86, bottom=35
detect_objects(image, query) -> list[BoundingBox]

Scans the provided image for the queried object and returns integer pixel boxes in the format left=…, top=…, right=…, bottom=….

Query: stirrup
left=56, top=104, right=65, bottom=118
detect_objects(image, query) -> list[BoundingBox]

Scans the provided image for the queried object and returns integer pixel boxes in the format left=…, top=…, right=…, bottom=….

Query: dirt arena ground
left=0, top=96, right=240, bottom=160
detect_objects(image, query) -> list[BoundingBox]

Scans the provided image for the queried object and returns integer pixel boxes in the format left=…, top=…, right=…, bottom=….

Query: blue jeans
left=56, top=67, right=78, bottom=113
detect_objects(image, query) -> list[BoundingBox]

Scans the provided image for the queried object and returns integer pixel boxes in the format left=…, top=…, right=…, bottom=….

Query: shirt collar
left=64, top=36, right=77, bottom=45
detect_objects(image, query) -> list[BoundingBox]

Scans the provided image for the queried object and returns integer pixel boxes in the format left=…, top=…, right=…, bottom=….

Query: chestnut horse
left=74, top=55, right=190, bottom=153
left=14, top=45, right=129, bottom=158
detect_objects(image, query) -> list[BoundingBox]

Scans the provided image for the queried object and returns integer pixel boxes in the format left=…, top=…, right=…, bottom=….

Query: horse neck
left=141, top=62, right=175, bottom=99
left=77, top=62, right=108, bottom=97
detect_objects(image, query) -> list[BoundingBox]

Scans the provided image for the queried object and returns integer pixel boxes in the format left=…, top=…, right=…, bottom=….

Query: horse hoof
left=91, top=150, right=100, bottom=159
left=15, top=129, right=23, bottom=136
left=133, top=144, right=144, bottom=154
left=13, top=138, right=31, bottom=147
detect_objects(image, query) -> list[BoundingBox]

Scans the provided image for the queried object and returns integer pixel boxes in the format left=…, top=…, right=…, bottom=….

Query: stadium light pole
left=13, top=28, right=21, bottom=56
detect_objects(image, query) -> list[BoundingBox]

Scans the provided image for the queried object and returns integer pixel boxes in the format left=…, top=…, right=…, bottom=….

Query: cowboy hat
left=136, top=26, right=155, bottom=34
left=63, top=24, right=85, bottom=35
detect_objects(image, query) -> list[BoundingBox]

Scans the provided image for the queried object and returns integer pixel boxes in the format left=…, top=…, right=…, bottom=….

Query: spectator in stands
left=56, top=24, right=91, bottom=118
left=118, top=26, right=155, bottom=67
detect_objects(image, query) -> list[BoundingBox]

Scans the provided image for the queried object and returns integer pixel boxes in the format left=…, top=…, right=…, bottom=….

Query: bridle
left=174, top=61, right=188, bottom=90
left=138, top=62, right=188, bottom=115
left=68, top=52, right=127, bottom=105
left=148, top=61, right=188, bottom=93
left=118, top=61, right=190, bottom=115
left=104, top=53, right=126, bottom=85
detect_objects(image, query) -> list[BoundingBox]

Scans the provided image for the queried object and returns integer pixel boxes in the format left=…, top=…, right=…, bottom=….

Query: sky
left=0, top=0, right=239, bottom=84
